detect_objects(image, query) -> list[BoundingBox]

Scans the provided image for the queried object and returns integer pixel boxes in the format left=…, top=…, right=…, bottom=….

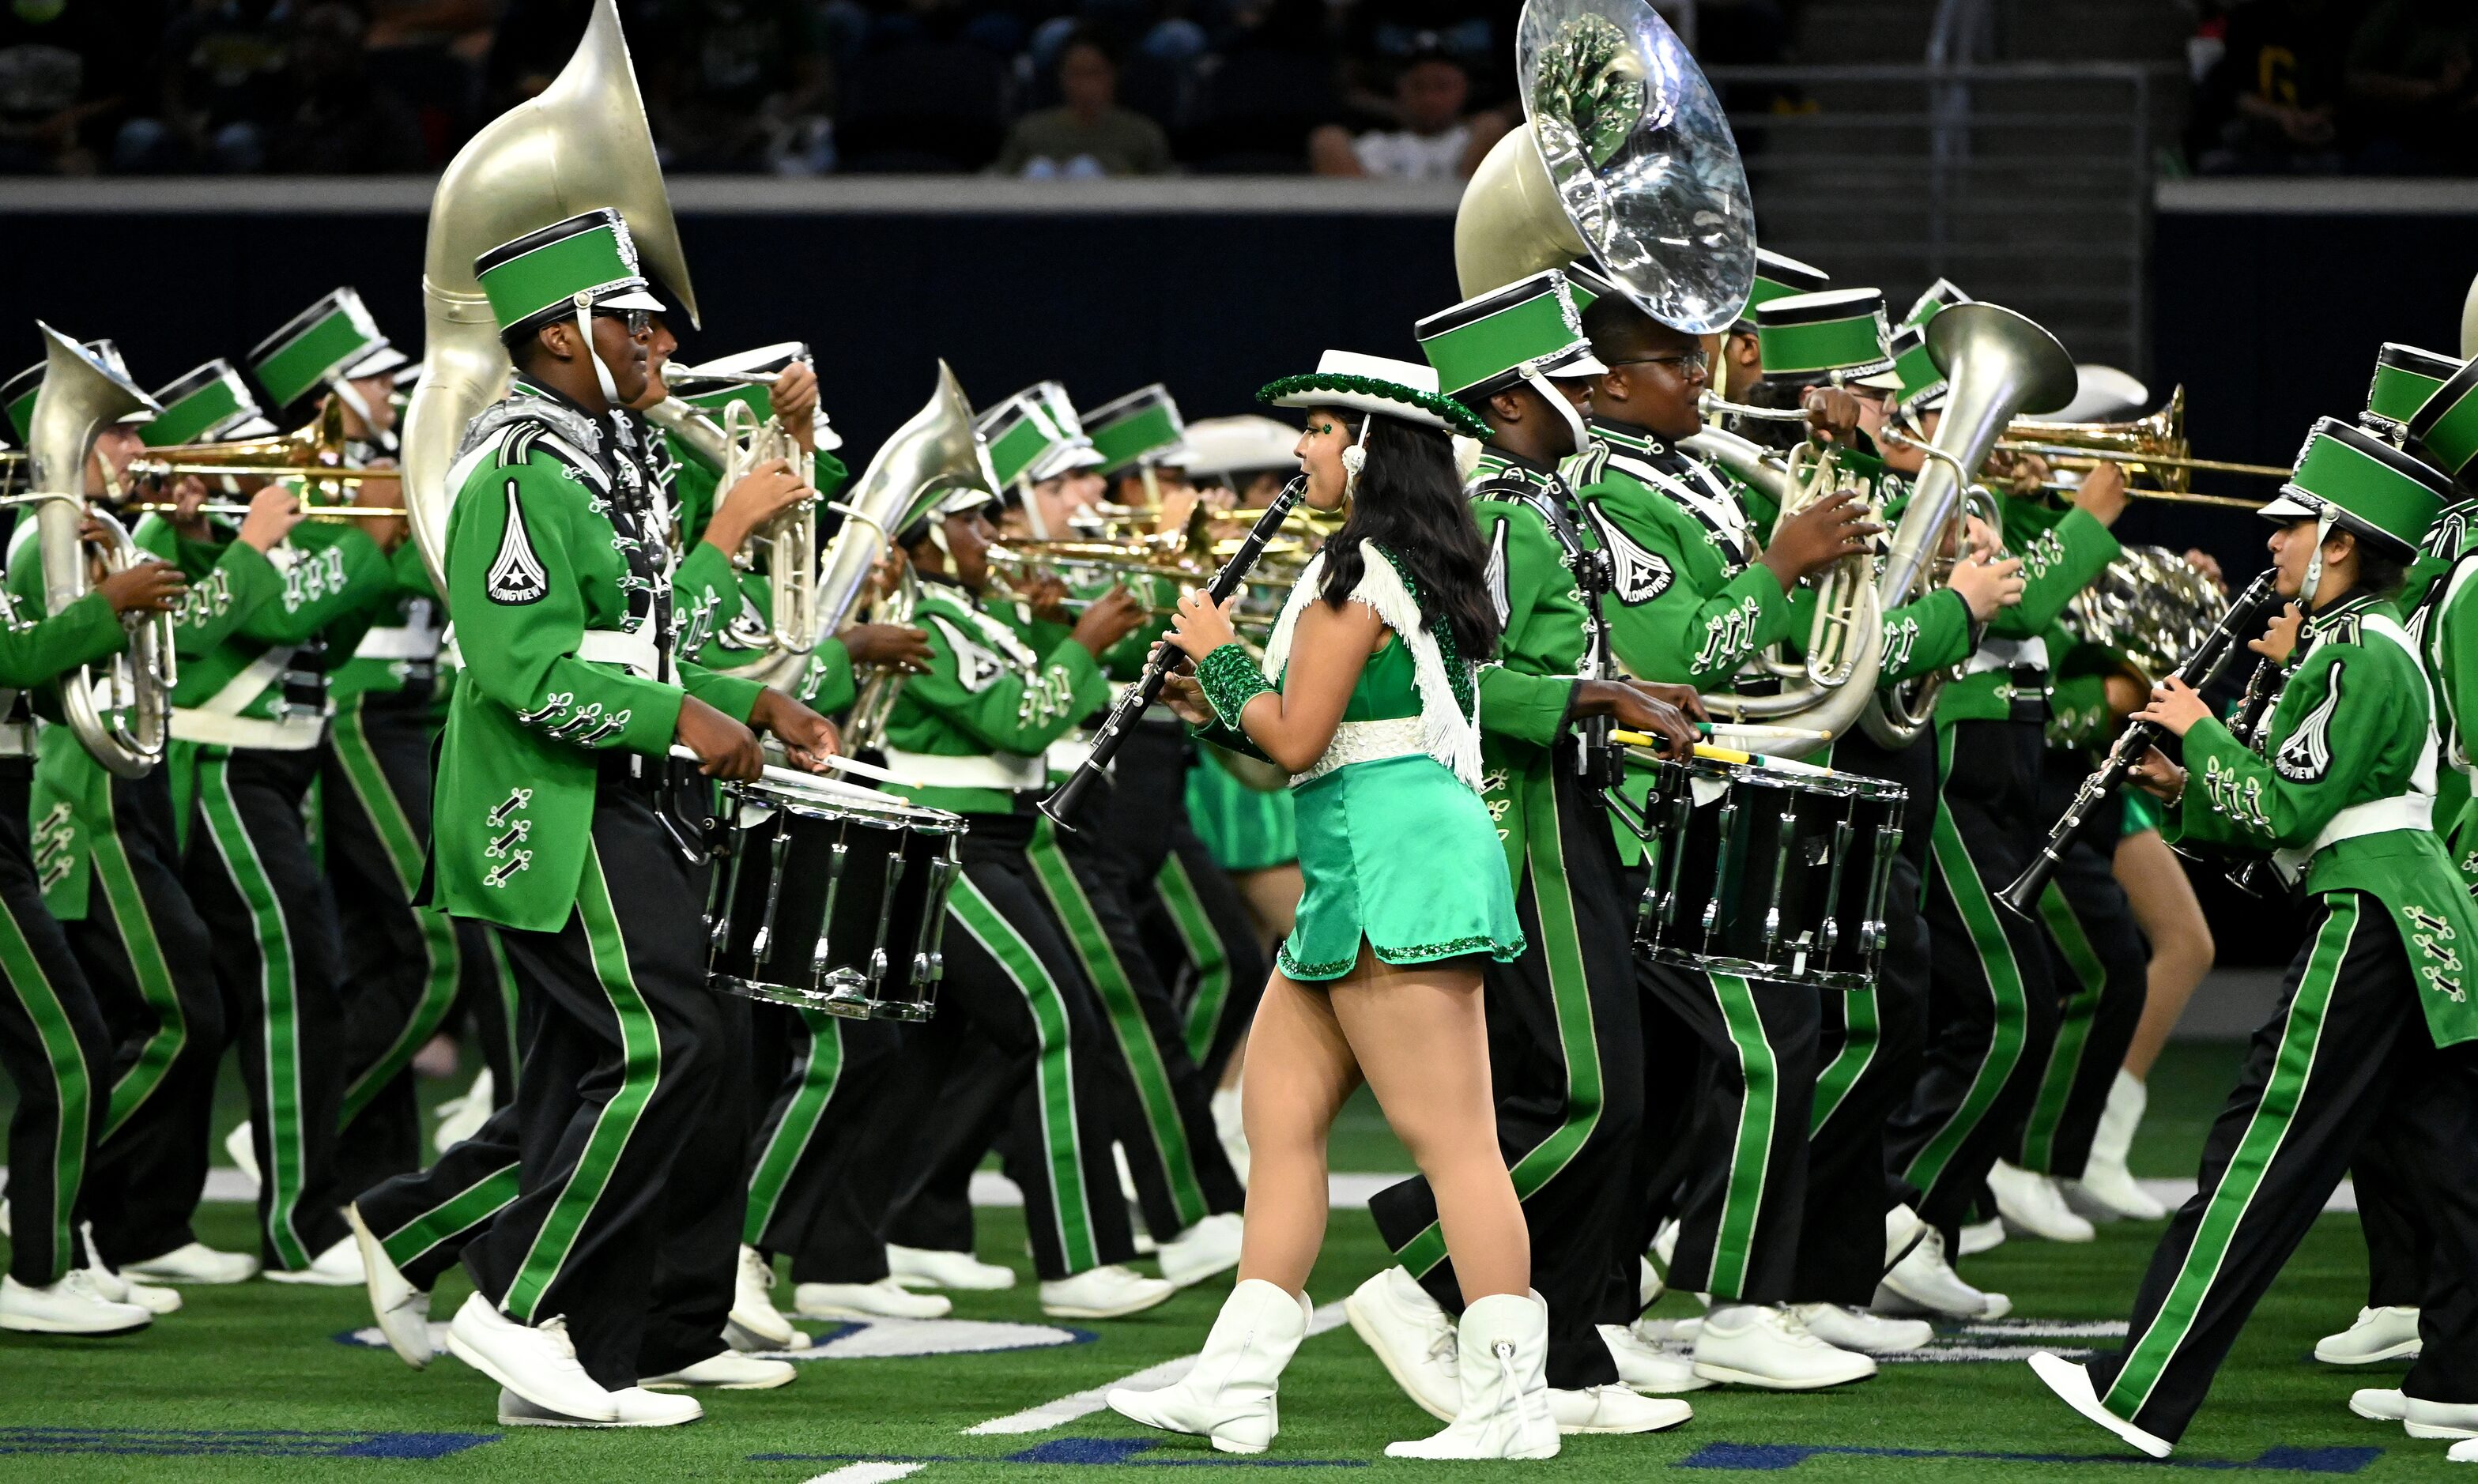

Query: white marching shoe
left=1787, top=1303, right=1933, bottom=1354
left=1041, top=1264, right=1175, bottom=1319
left=642, top=1351, right=798, bottom=1390
left=123, top=1241, right=259, bottom=1285
left=2027, top=1350, right=2171, bottom=1458
left=1691, top=1304, right=1876, bottom=1389
left=347, top=1203, right=431, bottom=1369
left=1158, top=1213, right=1246, bottom=1289
left=265, top=1234, right=364, bottom=1287
left=2452, top=1438, right=2478, bottom=1463
left=1108, top=1278, right=1310, bottom=1454
left=1547, top=1384, right=1691, bottom=1434
left=2406, top=1397, right=2478, bottom=1441
left=447, top=1293, right=617, bottom=1422
left=1385, top=1291, right=1560, bottom=1460
left=2350, top=1388, right=2409, bottom=1422
left=1598, top=1321, right=1711, bottom=1393
left=0, top=1271, right=152, bottom=1335
left=1958, top=1217, right=2008, bottom=1256
left=794, top=1277, right=952, bottom=1320
left=2316, top=1305, right=2423, bottom=1365
left=80, top=1234, right=179, bottom=1316
left=1989, top=1161, right=2095, bottom=1243
left=2065, top=1070, right=2166, bottom=1221
left=1344, top=1266, right=1459, bottom=1421
left=497, top=1386, right=703, bottom=1428
left=224, top=1121, right=259, bottom=1187
left=432, top=1068, right=494, bottom=1154
left=1876, top=1210, right=2012, bottom=1320
left=726, top=1245, right=809, bottom=1352
left=887, top=1244, right=1016, bottom=1290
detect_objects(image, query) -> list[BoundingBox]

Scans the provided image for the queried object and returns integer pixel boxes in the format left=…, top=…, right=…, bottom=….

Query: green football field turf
left=0, top=1041, right=2461, bottom=1479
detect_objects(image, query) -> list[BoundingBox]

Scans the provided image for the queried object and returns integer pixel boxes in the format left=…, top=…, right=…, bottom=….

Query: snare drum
left=1633, top=755, right=1906, bottom=992
left=707, top=771, right=964, bottom=1021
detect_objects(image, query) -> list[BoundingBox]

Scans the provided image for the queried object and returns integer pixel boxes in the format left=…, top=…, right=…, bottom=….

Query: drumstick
left=666, top=745, right=919, bottom=804
left=1608, top=732, right=1845, bottom=781
left=1695, top=722, right=1833, bottom=744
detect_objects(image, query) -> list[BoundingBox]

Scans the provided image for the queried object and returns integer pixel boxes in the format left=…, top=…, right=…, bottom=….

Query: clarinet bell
left=1038, top=763, right=1100, bottom=831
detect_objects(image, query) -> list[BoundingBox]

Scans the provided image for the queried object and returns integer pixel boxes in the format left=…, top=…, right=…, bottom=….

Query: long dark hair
left=1318, top=412, right=1499, bottom=663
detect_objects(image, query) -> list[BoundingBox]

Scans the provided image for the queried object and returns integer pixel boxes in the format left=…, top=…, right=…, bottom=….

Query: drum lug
left=808, top=839, right=854, bottom=1006
left=752, top=826, right=795, bottom=970
left=1761, top=804, right=1796, bottom=959
left=864, top=847, right=906, bottom=1004
left=1701, top=799, right=1738, bottom=947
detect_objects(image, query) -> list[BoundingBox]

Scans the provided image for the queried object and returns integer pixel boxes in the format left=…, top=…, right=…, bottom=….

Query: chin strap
left=2299, top=508, right=2340, bottom=608
left=1020, top=481, right=1051, bottom=540
left=575, top=294, right=619, bottom=408
left=327, top=375, right=397, bottom=454
left=1520, top=362, right=1590, bottom=457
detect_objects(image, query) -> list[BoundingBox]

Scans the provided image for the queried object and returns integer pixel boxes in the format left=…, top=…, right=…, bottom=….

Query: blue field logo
left=337, top=1315, right=1092, bottom=1362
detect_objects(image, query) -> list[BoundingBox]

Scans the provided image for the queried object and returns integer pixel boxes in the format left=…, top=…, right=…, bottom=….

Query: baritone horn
left=27, top=325, right=175, bottom=779
left=644, top=393, right=817, bottom=687
left=401, top=0, right=694, bottom=590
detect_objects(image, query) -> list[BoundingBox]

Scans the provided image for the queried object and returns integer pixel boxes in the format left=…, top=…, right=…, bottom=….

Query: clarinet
left=2220, top=654, right=2291, bottom=895
left=1996, top=570, right=2280, bottom=915
left=1039, top=475, right=1307, bottom=831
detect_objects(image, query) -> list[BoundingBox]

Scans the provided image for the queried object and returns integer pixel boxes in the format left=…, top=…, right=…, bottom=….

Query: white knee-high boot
left=1108, top=1279, right=1311, bottom=1454
left=1386, top=1290, right=1560, bottom=1460
left=2066, top=1069, right=2167, bottom=1221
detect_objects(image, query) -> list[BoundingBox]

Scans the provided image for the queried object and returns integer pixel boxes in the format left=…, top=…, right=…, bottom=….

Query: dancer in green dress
left=1111, top=350, right=1548, bottom=1460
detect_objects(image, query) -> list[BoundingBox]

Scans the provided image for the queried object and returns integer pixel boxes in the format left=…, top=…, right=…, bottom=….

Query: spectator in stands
left=262, top=5, right=428, bottom=172
left=995, top=28, right=1172, bottom=176
left=2188, top=0, right=2350, bottom=175
left=644, top=0, right=836, bottom=173
left=2346, top=0, right=2478, bottom=173
left=1307, top=47, right=1506, bottom=180
left=0, top=0, right=143, bottom=175
left=125, top=0, right=298, bottom=172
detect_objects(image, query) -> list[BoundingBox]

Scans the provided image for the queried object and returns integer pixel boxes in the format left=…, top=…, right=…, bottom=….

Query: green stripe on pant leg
left=503, top=842, right=663, bottom=1322
left=380, top=1163, right=522, bottom=1271
left=1156, top=853, right=1232, bottom=1066
left=89, top=789, right=187, bottom=1140
left=1708, top=973, right=1778, bottom=1299
left=1811, top=985, right=1879, bottom=1137
left=2103, top=896, right=2354, bottom=1421
left=1028, top=820, right=1208, bottom=1230
left=198, top=755, right=314, bottom=1271
left=2020, top=879, right=2108, bottom=1173
left=330, top=713, right=465, bottom=1124
left=949, top=878, right=1099, bottom=1274
left=0, top=897, right=94, bottom=1286
left=1397, top=764, right=1600, bottom=1279
left=1902, top=785, right=2034, bottom=1199
left=745, top=1010, right=844, bottom=1244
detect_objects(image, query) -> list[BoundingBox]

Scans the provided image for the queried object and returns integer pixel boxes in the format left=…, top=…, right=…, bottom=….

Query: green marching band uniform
left=3, top=356, right=235, bottom=1282
left=2050, top=417, right=2478, bottom=1452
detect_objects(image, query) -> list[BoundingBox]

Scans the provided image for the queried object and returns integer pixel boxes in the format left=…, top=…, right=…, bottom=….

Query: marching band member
left=427, top=209, right=837, bottom=1426
left=1357, top=272, right=1704, bottom=1434
left=1113, top=351, right=1541, bottom=1460
left=1713, top=250, right=1831, bottom=410
left=2034, top=418, right=2478, bottom=1461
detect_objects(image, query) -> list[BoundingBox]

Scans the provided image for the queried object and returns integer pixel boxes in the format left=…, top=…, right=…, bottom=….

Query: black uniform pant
left=1370, top=755, right=1642, bottom=1391
left=878, top=815, right=1141, bottom=1282
left=2085, top=891, right=2478, bottom=1443
left=183, top=744, right=350, bottom=1272
left=462, top=788, right=728, bottom=1392
left=0, top=761, right=112, bottom=1287
left=1889, top=717, right=2059, bottom=1234
left=2016, top=759, right=2150, bottom=1180
left=62, top=767, right=225, bottom=1268
left=2355, top=1141, right=2431, bottom=1309
left=354, top=985, right=538, bottom=1291
left=745, top=1010, right=916, bottom=1284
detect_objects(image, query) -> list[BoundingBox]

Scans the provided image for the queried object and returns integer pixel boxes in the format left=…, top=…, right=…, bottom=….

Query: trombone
left=119, top=402, right=409, bottom=517
left=1993, top=389, right=2288, bottom=510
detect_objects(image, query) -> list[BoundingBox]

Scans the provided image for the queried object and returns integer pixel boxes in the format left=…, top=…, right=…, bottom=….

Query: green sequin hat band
left=1258, top=349, right=1490, bottom=439
left=250, top=287, right=392, bottom=407
left=2260, top=416, right=2452, bottom=556
left=977, top=381, right=1103, bottom=489
left=141, top=360, right=264, bottom=448
left=1083, top=383, right=1189, bottom=474
left=1416, top=272, right=1606, bottom=401
left=1756, top=288, right=1896, bottom=384
left=1735, top=249, right=1830, bottom=329
left=473, top=210, right=666, bottom=345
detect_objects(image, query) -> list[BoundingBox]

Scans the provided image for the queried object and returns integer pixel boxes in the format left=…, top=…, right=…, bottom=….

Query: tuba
left=1858, top=303, right=2076, bottom=747
left=828, top=362, right=999, bottom=752
left=26, top=326, right=175, bottom=779
left=400, top=0, right=696, bottom=589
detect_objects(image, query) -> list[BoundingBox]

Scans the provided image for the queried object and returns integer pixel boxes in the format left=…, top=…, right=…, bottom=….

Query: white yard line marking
left=801, top=1463, right=928, bottom=1484
left=964, top=1301, right=1348, bottom=1436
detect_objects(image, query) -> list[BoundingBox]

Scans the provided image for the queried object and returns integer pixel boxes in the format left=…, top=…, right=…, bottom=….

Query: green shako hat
left=1756, top=288, right=1896, bottom=386
left=1416, top=271, right=1607, bottom=402
left=1561, top=261, right=1623, bottom=312
left=1084, top=385, right=1188, bottom=474
left=1258, top=349, right=1489, bottom=439
left=2366, top=342, right=2466, bottom=438
left=251, top=287, right=394, bottom=407
left=474, top=209, right=666, bottom=346
left=1900, top=278, right=1973, bottom=332
left=1885, top=323, right=1947, bottom=414
left=141, top=360, right=265, bottom=448
left=976, top=382, right=1103, bottom=490
left=2260, top=416, right=2452, bottom=557
left=1734, top=250, right=1830, bottom=330
left=2407, top=354, right=2478, bottom=481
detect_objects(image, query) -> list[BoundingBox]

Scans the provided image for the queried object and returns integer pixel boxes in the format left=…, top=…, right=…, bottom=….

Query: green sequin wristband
left=1195, top=642, right=1273, bottom=729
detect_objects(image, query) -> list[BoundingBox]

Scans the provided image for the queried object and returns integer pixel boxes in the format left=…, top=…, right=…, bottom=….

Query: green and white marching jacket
left=432, top=378, right=764, bottom=931
left=662, top=427, right=860, bottom=710
left=877, top=576, right=1110, bottom=818
left=2165, top=588, right=2478, bottom=1047
left=1934, top=492, right=2119, bottom=727
left=2414, top=510, right=2478, bottom=884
